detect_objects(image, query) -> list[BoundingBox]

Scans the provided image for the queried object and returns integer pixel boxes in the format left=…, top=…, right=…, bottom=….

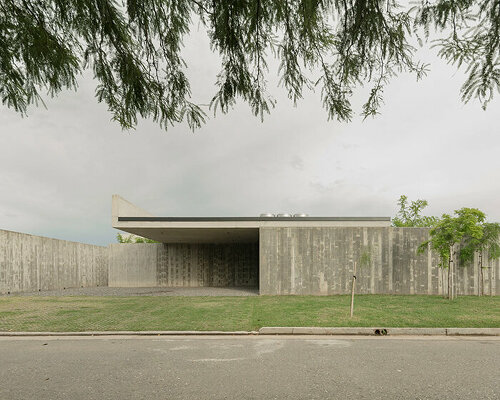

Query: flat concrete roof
left=112, top=195, right=392, bottom=243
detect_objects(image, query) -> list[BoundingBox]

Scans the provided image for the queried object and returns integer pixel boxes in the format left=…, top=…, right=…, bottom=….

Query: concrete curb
left=258, top=327, right=500, bottom=336
left=445, top=328, right=500, bottom=336
left=0, top=328, right=498, bottom=337
left=0, top=331, right=259, bottom=337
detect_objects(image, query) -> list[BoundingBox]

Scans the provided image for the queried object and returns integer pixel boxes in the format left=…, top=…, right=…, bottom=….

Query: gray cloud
left=290, top=155, right=304, bottom=171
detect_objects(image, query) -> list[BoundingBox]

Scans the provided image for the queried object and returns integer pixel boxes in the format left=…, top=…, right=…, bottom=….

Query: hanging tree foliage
left=1, top=0, right=499, bottom=130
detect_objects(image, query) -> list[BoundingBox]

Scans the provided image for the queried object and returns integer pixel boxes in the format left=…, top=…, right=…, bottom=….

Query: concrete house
left=1, top=196, right=497, bottom=295
left=110, top=195, right=499, bottom=296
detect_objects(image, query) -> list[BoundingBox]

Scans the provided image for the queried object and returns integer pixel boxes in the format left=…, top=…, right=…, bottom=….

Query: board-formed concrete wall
left=0, top=229, right=108, bottom=294
left=260, top=227, right=499, bottom=295
left=3, top=227, right=498, bottom=295
left=108, top=243, right=259, bottom=287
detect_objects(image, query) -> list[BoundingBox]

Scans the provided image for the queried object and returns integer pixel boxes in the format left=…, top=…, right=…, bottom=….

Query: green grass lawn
left=0, top=295, right=498, bottom=332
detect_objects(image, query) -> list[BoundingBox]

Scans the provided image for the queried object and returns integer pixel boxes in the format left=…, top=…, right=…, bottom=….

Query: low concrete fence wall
left=2, top=227, right=498, bottom=295
left=0, top=229, right=108, bottom=294
left=260, top=227, right=499, bottom=296
left=109, top=243, right=259, bottom=288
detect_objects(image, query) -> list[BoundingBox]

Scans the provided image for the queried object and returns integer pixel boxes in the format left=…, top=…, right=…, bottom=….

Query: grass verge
left=0, top=295, right=498, bottom=332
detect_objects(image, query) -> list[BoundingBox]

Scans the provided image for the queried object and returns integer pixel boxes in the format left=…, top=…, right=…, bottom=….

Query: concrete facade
left=0, top=229, right=108, bottom=294
left=107, top=227, right=498, bottom=296
left=108, top=196, right=499, bottom=296
left=1, top=225, right=498, bottom=295
left=259, top=227, right=499, bottom=295
left=109, top=243, right=258, bottom=288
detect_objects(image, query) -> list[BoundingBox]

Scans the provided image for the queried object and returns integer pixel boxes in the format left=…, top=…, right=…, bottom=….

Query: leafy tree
left=1, top=0, right=498, bottom=131
left=392, top=195, right=438, bottom=227
left=117, top=233, right=158, bottom=243
left=418, top=208, right=486, bottom=299
left=459, top=222, right=500, bottom=296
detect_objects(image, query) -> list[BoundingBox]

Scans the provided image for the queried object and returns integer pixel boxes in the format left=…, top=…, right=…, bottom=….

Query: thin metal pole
left=350, top=261, right=357, bottom=318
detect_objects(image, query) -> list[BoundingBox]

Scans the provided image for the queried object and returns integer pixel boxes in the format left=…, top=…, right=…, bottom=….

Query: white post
left=350, top=261, right=357, bottom=318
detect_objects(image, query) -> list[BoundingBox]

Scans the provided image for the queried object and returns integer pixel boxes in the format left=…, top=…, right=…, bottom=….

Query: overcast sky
left=1, top=23, right=499, bottom=246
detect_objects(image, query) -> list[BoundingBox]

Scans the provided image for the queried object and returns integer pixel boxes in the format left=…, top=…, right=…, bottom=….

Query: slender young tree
left=419, top=208, right=486, bottom=299
left=1, top=0, right=499, bottom=130
left=460, top=222, right=500, bottom=296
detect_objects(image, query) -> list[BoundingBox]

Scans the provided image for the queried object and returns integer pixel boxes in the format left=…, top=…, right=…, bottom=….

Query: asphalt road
left=0, top=336, right=498, bottom=399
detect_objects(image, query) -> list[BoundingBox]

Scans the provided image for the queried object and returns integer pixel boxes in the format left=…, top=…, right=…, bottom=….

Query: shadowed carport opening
left=112, top=222, right=260, bottom=293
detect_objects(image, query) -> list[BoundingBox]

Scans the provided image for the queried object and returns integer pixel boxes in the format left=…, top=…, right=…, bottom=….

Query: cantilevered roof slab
left=112, top=195, right=391, bottom=244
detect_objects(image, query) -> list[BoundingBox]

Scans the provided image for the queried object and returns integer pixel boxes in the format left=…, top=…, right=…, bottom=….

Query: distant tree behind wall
left=392, top=195, right=438, bottom=227
left=117, top=233, right=158, bottom=243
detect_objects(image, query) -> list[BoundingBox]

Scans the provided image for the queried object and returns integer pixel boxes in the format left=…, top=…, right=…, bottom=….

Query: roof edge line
left=117, top=216, right=392, bottom=222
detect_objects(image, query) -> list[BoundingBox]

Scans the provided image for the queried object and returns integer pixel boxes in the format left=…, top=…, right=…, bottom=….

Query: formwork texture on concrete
left=259, top=227, right=500, bottom=296
left=0, top=229, right=108, bottom=295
